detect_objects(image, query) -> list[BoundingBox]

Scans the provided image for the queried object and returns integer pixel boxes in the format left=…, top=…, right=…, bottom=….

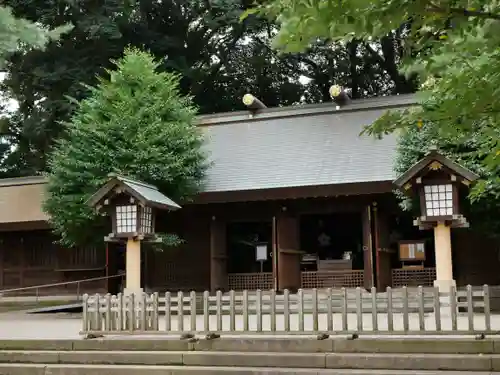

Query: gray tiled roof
left=200, top=94, right=416, bottom=192
left=118, top=176, right=181, bottom=209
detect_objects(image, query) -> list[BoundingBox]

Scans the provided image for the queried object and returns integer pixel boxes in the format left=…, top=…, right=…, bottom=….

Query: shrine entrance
left=299, top=212, right=365, bottom=288
left=226, top=221, right=273, bottom=290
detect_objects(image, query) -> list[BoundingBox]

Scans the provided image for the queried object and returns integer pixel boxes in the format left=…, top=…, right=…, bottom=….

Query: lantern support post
left=125, top=238, right=142, bottom=295
left=433, top=222, right=455, bottom=291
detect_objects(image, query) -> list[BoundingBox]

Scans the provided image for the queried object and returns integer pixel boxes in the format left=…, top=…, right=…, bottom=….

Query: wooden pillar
left=210, top=217, right=228, bottom=292
left=373, top=203, right=392, bottom=290
left=19, top=235, right=25, bottom=288
left=362, top=205, right=374, bottom=290
left=276, top=213, right=301, bottom=292
left=0, top=235, right=3, bottom=288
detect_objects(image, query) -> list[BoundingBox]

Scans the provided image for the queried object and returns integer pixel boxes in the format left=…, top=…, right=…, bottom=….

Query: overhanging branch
left=427, top=3, right=500, bottom=20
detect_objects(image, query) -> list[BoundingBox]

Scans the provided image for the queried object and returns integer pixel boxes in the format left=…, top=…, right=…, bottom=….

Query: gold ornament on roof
left=428, top=161, right=442, bottom=170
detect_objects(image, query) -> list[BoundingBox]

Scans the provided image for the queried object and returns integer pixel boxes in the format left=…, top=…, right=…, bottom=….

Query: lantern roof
left=87, top=174, right=181, bottom=211
left=393, top=148, right=480, bottom=189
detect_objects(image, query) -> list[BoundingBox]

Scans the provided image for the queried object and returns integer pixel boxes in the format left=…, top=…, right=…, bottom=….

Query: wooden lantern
left=394, top=149, right=479, bottom=229
left=87, top=174, right=180, bottom=241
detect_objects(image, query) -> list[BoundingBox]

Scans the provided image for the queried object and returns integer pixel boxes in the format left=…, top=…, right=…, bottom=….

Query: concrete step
left=1, top=338, right=499, bottom=354
left=0, top=364, right=498, bottom=375
left=1, top=350, right=500, bottom=371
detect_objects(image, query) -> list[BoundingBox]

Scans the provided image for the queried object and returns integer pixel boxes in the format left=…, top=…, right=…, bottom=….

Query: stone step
left=0, top=363, right=498, bottom=375
left=1, top=350, right=500, bottom=371
left=0, top=338, right=499, bottom=354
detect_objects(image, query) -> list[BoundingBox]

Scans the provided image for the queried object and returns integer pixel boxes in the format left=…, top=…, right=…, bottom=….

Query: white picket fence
left=81, top=285, right=496, bottom=335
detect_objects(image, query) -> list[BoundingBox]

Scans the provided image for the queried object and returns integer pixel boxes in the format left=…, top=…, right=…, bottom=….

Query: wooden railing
left=228, top=272, right=273, bottom=291
left=392, top=268, right=436, bottom=287
left=301, top=270, right=364, bottom=289
left=82, top=285, right=494, bottom=335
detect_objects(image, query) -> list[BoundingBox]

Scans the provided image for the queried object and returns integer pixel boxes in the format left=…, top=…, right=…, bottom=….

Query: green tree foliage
left=44, top=48, right=207, bottom=247
left=254, top=0, right=500, bottom=194
left=396, top=123, right=500, bottom=235
left=0, top=0, right=416, bottom=178
left=0, top=6, right=69, bottom=67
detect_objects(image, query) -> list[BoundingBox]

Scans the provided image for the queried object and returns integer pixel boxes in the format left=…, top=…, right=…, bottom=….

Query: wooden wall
left=0, top=230, right=107, bottom=294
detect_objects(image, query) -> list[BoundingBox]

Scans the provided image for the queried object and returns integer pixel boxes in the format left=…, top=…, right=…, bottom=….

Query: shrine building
left=0, top=93, right=499, bottom=295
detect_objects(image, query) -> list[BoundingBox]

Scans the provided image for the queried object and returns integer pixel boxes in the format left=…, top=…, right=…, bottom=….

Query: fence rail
left=82, top=284, right=497, bottom=336
left=0, top=274, right=124, bottom=301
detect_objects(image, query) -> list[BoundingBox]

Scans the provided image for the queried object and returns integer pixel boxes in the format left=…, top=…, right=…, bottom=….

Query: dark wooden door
left=276, top=214, right=301, bottom=292
left=362, top=205, right=374, bottom=289
left=374, top=207, right=392, bottom=290
left=210, top=218, right=228, bottom=292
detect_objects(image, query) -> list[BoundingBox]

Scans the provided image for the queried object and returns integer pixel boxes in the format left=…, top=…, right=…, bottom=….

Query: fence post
left=467, top=285, right=474, bottom=332
left=341, top=288, right=348, bottom=332
left=216, top=290, right=222, bottom=332
left=242, top=290, right=249, bottom=332
left=355, top=287, right=362, bottom=332
left=82, top=294, right=89, bottom=333
left=484, top=285, right=491, bottom=332
left=298, top=289, right=304, bottom=332
left=270, top=289, right=276, bottom=332
left=203, top=291, right=210, bottom=332
left=164, top=292, right=171, bottom=332
left=95, top=294, right=102, bottom=331
left=105, top=293, right=112, bottom=331
left=178, top=291, right=184, bottom=332
left=327, top=288, right=333, bottom=332
left=402, top=286, right=409, bottom=332
left=152, top=292, right=159, bottom=331
left=371, top=287, right=378, bottom=332
left=128, top=293, right=135, bottom=332
left=312, top=288, right=318, bottom=332
left=229, top=290, right=236, bottom=332
left=450, top=286, right=457, bottom=331
left=386, top=287, right=393, bottom=332
left=283, top=289, right=290, bottom=332
left=190, top=291, right=197, bottom=332
left=433, top=287, right=441, bottom=331
left=256, top=289, right=263, bottom=332
left=417, top=286, right=425, bottom=332
left=138, top=293, right=146, bottom=331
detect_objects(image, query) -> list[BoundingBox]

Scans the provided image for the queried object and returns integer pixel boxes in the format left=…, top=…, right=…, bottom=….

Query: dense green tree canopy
left=44, top=49, right=207, bottom=247
left=253, top=0, right=500, bottom=196
left=0, top=6, right=69, bottom=67
left=0, top=0, right=416, bottom=178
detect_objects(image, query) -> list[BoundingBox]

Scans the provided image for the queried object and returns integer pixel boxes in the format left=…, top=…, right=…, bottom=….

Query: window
left=424, top=184, right=453, bottom=217
left=116, top=205, right=137, bottom=233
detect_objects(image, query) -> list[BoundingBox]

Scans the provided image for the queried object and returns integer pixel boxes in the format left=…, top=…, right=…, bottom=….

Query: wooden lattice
left=301, top=270, right=365, bottom=289
left=392, top=267, right=436, bottom=287
left=228, top=272, right=273, bottom=291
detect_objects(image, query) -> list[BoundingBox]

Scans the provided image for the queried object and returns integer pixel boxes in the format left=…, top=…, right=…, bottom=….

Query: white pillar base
left=123, top=287, right=144, bottom=296
left=434, top=279, right=457, bottom=316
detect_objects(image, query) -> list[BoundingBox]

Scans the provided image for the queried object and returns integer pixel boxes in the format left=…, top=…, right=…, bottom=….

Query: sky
left=0, top=72, right=18, bottom=113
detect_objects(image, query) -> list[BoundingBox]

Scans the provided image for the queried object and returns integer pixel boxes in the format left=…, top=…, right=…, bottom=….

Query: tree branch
left=427, top=3, right=500, bottom=20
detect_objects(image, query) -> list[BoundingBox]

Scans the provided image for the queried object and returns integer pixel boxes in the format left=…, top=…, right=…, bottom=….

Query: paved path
left=1, top=310, right=500, bottom=339
left=0, top=312, right=82, bottom=339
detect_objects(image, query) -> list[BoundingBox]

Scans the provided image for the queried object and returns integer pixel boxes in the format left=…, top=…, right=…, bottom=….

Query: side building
left=0, top=94, right=499, bottom=295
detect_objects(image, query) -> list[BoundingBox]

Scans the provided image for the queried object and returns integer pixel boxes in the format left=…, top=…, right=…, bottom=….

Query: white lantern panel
left=140, top=206, right=154, bottom=234
left=424, top=184, right=454, bottom=217
left=116, top=205, right=137, bottom=233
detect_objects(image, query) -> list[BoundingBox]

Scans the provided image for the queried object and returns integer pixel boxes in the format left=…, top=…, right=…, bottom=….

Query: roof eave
left=393, top=151, right=480, bottom=189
